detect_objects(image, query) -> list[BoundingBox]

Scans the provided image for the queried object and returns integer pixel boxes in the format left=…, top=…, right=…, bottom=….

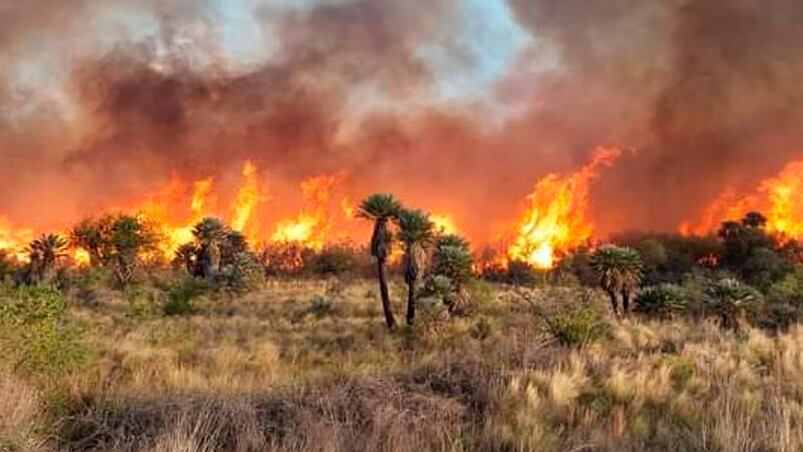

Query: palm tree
left=70, top=218, right=108, bottom=267
left=358, top=193, right=402, bottom=330
left=109, top=215, right=157, bottom=287
left=396, top=209, right=435, bottom=325
left=704, top=278, right=758, bottom=331
left=589, top=246, right=643, bottom=316
left=26, top=234, right=68, bottom=284
left=429, top=234, right=474, bottom=315
left=742, top=211, right=768, bottom=229
left=192, top=217, right=228, bottom=280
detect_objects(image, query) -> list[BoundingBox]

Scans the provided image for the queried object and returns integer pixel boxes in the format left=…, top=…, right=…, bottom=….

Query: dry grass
left=2, top=279, right=802, bottom=451
left=490, top=320, right=803, bottom=451
left=0, top=373, right=46, bottom=451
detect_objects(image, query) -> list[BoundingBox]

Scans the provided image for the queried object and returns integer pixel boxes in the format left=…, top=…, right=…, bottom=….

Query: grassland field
left=1, top=274, right=802, bottom=452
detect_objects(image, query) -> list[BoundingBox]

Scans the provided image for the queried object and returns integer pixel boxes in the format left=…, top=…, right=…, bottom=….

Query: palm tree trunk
left=606, top=289, right=619, bottom=317
left=377, top=259, right=396, bottom=330
left=621, top=289, right=630, bottom=315
left=406, top=280, right=416, bottom=326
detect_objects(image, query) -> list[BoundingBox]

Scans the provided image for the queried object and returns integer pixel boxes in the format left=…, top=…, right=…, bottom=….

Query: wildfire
left=431, top=214, right=459, bottom=235
left=73, top=248, right=91, bottom=266
left=120, top=160, right=263, bottom=259
left=271, top=173, right=344, bottom=250
left=191, top=178, right=213, bottom=213
left=341, top=197, right=356, bottom=219
left=683, top=159, right=803, bottom=239
left=506, top=146, right=623, bottom=269
left=231, top=161, right=260, bottom=232
left=0, top=216, right=34, bottom=262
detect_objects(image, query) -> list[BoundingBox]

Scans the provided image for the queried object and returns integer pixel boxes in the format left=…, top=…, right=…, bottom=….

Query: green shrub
left=220, top=251, right=264, bottom=293
left=422, top=275, right=453, bottom=298
left=0, top=285, right=67, bottom=324
left=763, top=265, right=803, bottom=328
left=550, top=305, right=608, bottom=347
left=485, top=260, right=541, bottom=286
left=14, top=321, right=87, bottom=377
left=66, top=266, right=112, bottom=306
left=311, top=246, right=358, bottom=276
left=703, top=278, right=760, bottom=331
left=163, top=277, right=208, bottom=316
left=634, top=284, right=688, bottom=319
left=0, top=286, right=87, bottom=378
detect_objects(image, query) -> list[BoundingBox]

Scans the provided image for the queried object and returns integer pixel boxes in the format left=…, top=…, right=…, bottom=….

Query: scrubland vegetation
left=1, top=206, right=802, bottom=451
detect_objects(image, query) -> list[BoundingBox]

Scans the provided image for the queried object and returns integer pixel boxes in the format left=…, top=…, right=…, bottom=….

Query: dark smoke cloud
left=506, top=0, right=803, bottom=233
left=2, top=0, right=803, bottom=240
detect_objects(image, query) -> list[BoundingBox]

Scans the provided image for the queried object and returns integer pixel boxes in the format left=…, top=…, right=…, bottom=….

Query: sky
left=5, top=0, right=532, bottom=122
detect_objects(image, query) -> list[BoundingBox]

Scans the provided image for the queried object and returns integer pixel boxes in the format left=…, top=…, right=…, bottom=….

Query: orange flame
left=271, top=173, right=344, bottom=250
left=231, top=161, right=260, bottom=232
left=191, top=178, right=213, bottom=213
left=431, top=214, right=459, bottom=235
left=72, top=248, right=91, bottom=267
left=683, top=159, right=803, bottom=239
left=131, top=160, right=262, bottom=259
left=0, top=216, right=34, bottom=262
left=506, top=146, right=623, bottom=269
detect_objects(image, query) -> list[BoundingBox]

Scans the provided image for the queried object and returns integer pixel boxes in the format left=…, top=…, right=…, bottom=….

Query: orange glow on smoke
left=506, top=146, right=623, bottom=269
left=683, top=159, right=803, bottom=239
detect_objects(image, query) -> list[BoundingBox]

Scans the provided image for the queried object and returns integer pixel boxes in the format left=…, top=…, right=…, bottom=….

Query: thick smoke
left=1, top=0, right=803, bottom=241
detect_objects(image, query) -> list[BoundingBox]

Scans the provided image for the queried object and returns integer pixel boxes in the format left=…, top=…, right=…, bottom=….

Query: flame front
left=506, top=146, right=623, bottom=269
left=1, top=147, right=627, bottom=270
left=684, top=159, right=803, bottom=239
left=0, top=216, right=34, bottom=262
left=271, top=173, right=344, bottom=251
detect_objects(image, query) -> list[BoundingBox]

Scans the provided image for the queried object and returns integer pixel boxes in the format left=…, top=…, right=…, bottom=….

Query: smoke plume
left=2, top=0, right=803, bottom=242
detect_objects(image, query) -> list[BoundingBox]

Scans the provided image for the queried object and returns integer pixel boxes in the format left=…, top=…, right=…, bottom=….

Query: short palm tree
left=27, top=233, right=68, bottom=284
left=109, top=215, right=157, bottom=287
left=396, top=209, right=435, bottom=325
left=70, top=218, right=108, bottom=266
left=589, top=246, right=643, bottom=316
left=704, top=278, right=758, bottom=331
left=192, top=217, right=228, bottom=280
left=429, top=234, right=474, bottom=315
left=358, top=193, right=402, bottom=330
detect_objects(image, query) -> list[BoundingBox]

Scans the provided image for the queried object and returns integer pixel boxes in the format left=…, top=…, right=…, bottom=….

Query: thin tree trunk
left=406, top=280, right=416, bottom=326
left=621, top=289, right=630, bottom=315
left=377, top=259, right=396, bottom=330
left=606, top=289, right=619, bottom=317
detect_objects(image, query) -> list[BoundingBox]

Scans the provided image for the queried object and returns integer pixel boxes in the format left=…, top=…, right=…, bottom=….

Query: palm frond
left=396, top=209, right=434, bottom=245
left=357, top=194, right=402, bottom=221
